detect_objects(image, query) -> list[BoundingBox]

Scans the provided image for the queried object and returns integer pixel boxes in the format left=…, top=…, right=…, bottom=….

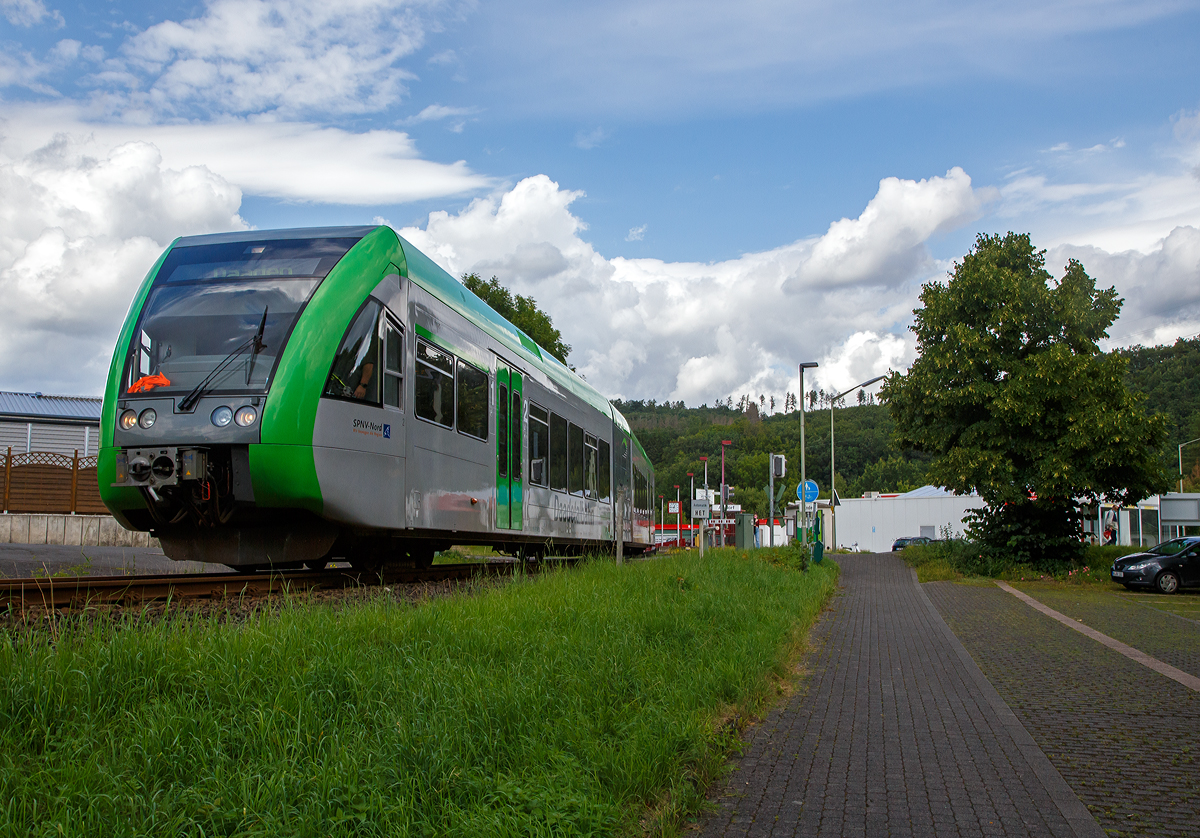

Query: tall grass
left=0, top=551, right=836, bottom=837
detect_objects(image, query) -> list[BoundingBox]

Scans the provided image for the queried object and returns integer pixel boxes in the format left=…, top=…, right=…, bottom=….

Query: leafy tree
left=880, top=233, right=1169, bottom=564
left=461, top=273, right=572, bottom=365
left=849, top=455, right=928, bottom=496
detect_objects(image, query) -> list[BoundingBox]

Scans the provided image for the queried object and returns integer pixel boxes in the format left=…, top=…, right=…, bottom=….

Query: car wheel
left=1155, top=571, right=1180, bottom=594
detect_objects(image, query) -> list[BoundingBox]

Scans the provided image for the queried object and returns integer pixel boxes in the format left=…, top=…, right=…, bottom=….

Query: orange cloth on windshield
left=128, top=373, right=171, bottom=393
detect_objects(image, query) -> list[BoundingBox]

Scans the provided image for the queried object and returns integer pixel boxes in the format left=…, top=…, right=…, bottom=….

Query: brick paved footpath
left=698, top=553, right=1102, bottom=838
left=927, top=582, right=1200, bottom=838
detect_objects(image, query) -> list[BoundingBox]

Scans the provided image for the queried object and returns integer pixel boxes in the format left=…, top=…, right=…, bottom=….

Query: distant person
left=1104, top=528, right=1116, bottom=546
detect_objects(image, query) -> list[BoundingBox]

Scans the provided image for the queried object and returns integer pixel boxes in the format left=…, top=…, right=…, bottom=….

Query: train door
left=614, top=425, right=631, bottom=543
left=495, top=358, right=524, bottom=530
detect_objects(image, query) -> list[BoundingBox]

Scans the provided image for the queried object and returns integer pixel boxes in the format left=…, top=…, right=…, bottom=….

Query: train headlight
left=138, top=408, right=157, bottom=429
left=211, top=406, right=233, bottom=427
left=119, top=409, right=137, bottom=430
left=234, top=405, right=258, bottom=427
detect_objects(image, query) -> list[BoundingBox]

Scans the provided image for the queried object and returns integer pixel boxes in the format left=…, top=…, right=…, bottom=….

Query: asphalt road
left=0, top=543, right=227, bottom=577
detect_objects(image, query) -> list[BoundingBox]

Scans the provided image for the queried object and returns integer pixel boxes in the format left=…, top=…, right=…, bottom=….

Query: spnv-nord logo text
left=352, top=418, right=388, bottom=437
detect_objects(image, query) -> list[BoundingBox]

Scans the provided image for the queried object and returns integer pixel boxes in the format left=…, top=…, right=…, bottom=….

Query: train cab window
left=568, top=422, right=585, bottom=496
left=415, top=339, right=454, bottom=427
left=584, top=434, right=598, bottom=499
left=528, top=404, right=549, bottom=486
left=549, top=413, right=567, bottom=491
left=383, top=318, right=403, bottom=409
left=325, top=301, right=381, bottom=404
left=598, top=439, right=611, bottom=502
left=456, top=360, right=488, bottom=440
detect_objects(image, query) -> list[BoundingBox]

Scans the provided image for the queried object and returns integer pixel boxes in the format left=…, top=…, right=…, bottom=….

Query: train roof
left=165, top=225, right=636, bottom=444
left=173, top=226, right=378, bottom=247
left=381, top=228, right=625, bottom=424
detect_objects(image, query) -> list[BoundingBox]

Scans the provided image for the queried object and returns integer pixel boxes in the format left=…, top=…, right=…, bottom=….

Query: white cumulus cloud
left=1, top=0, right=61, bottom=27
left=0, top=134, right=246, bottom=395
left=1051, top=226, right=1200, bottom=348
left=400, top=169, right=983, bottom=407
left=4, top=104, right=493, bottom=204
left=104, top=0, right=439, bottom=118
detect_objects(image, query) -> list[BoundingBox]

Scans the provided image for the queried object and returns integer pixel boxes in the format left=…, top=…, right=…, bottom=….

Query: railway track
left=0, top=559, right=578, bottom=611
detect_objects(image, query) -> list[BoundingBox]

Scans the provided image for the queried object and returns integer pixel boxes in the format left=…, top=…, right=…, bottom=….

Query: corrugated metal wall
left=0, top=421, right=97, bottom=456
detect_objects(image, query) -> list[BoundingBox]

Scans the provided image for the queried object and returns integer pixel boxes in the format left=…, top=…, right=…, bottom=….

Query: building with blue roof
left=0, top=391, right=102, bottom=457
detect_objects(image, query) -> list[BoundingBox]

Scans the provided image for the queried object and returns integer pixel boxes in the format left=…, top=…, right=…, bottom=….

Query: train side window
left=584, top=434, right=598, bottom=499
left=598, top=439, right=610, bottom=502
left=528, top=404, right=549, bottom=486
left=383, top=318, right=403, bottom=409
left=456, top=359, right=488, bottom=440
left=549, top=413, right=567, bottom=491
left=568, top=422, right=585, bottom=496
left=324, top=301, right=381, bottom=405
left=414, top=339, right=454, bottom=427
left=498, top=383, right=509, bottom=476
left=511, top=390, right=522, bottom=480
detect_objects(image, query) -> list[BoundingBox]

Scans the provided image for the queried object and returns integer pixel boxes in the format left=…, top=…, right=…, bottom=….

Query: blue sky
left=2, top=0, right=1200, bottom=402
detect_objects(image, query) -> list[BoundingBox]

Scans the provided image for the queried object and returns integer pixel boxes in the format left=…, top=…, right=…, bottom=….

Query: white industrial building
left=821, top=486, right=985, bottom=552
left=819, top=487, right=1197, bottom=552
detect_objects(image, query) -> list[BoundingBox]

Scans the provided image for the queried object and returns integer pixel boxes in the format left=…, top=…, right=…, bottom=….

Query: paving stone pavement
left=1005, top=585, right=1200, bottom=680
left=698, top=553, right=1102, bottom=838
left=927, top=582, right=1200, bottom=838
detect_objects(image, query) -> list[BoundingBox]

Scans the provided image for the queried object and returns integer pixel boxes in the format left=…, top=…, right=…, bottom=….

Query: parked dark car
left=891, top=536, right=932, bottom=552
left=1110, top=537, right=1200, bottom=593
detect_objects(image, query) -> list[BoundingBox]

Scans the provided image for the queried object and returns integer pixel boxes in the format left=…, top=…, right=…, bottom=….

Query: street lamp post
left=798, top=362, right=818, bottom=547
left=721, top=440, right=732, bottom=547
left=699, top=456, right=709, bottom=550
left=686, top=472, right=694, bottom=546
left=658, top=495, right=664, bottom=548
left=674, top=484, right=681, bottom=546
left=830, top=375, right=886, bottom=551
left=1179, top=437, right=1200, bottom=493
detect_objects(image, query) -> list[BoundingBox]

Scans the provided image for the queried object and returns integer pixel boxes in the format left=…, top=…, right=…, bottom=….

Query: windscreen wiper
left=244, top=306, right=269, bottom=385
left=178, top=307, right=270, bottom=412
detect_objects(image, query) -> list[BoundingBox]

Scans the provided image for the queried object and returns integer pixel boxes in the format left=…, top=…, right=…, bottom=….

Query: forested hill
left=616, top=336, right=1200, bottom=517
left=1117, top=337, right=1200, bottom=445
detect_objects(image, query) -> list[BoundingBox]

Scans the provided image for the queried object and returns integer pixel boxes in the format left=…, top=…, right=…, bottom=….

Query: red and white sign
left=668, top=501, right=681, bottom=514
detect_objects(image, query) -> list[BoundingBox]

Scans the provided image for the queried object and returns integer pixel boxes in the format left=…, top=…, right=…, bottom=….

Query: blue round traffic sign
left=798, top=480, right=819, bottom=503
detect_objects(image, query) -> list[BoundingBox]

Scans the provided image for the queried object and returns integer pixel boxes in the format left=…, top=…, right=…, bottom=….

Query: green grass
left=0, top=550, right=837, bottom=837
left=902, top=540, right=1151, bottom=587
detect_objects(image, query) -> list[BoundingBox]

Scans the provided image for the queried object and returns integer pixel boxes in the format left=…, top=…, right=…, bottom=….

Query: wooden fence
left=1, top=448, right=107, bottom=515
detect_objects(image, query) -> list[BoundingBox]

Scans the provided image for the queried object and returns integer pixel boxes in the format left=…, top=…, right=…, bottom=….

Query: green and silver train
left=98, top=226, right=656, bottom=569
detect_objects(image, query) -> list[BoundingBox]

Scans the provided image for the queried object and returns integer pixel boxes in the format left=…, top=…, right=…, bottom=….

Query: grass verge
left=902, top=541, right=1148, bottom=587
left=0, top=549, right=836, bottom=837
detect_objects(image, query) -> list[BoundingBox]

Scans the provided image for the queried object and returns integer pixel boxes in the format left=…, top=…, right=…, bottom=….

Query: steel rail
left=0, top=559, right=578, bottom=610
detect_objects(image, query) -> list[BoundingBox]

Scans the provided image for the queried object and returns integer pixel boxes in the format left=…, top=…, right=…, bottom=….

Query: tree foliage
left=1116, top=337, right=1200, bottom=490
left=461, top=273, right=572, bottom=365
left=880, top=232, right=1169, bottom=563
left=612, top=399, right=929, bottom=520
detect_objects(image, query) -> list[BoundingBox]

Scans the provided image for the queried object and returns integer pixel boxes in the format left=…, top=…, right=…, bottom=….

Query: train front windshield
left=125, top=238, right=360, bottom=397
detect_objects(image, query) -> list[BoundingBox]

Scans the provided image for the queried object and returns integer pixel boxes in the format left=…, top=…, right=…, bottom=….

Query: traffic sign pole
left=798, top=362, right=817, bottom=548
